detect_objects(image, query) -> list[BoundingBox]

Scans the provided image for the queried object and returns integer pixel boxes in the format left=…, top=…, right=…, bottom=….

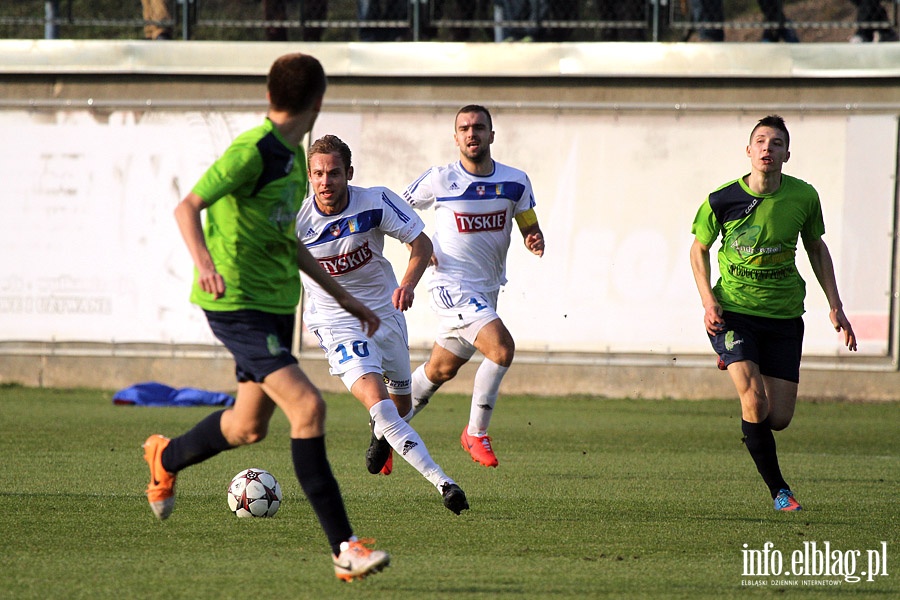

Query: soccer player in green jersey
left=143, top=53, right=390, bottom=581
left=689, top=115, right=857, bottom=512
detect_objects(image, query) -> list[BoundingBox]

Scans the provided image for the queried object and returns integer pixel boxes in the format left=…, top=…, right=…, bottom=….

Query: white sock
left=410, top=363, right=441, bottom=419
left=467, top=358, right=508, bottom=436
left=373, top=406, right=414, bottom=437
left=369, top=399, right=449, bottom=489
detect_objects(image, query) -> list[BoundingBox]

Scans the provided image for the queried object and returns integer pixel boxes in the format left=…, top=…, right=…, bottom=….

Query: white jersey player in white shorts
left=296, top=135, right=468, bottom=515
left=402, top=105, right=546, bottom=468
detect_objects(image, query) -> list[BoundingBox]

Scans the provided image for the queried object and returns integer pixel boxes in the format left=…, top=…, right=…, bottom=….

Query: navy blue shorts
left=204, top=309, right=298, bottom=383
left=708, top=311, right=804, bottom=383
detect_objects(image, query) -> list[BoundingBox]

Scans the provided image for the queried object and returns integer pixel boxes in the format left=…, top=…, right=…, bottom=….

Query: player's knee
left=230, top=422, right=269, bottom=446
left=495, top=343, right=515, bottom=367
left=312, top=394, right=327, bottom=421
left=429, top=367, right=458, bottom=384
left=427, top=362, right=460, bottom=384
left=490, top=331, right=516, bottom=367
left=769, top=416, right=792, bottom=431
left=484, top=342, right=515, bottom=368
left=392, top=395, right=412, bottom=417
left=242, top=426, right=268, bottom=445
left=289, top=393, right=327, bottom=430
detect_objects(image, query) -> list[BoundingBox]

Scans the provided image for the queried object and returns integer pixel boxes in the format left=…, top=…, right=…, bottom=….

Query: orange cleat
left=142, top=434, right=176, bottom=520
left=460, top=427, right=499, bottom=468
left=379, top=449, right=393, bottom=475
left=333, top=539, right=390, bottom=582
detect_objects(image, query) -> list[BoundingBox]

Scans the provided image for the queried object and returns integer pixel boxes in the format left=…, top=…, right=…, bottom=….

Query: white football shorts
left=311, top=312, right=412, bottom=394
left=429, top=284, right=500, bottom=360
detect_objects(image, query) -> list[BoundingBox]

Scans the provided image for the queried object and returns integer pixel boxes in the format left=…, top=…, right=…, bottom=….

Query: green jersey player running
left=690, top=114, right=857, bottom=512
left=143, top=53, right=390, bottom=582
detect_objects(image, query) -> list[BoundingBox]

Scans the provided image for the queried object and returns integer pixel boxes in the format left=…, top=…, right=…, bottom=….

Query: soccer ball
left=226, top=468, right=282, bottom=518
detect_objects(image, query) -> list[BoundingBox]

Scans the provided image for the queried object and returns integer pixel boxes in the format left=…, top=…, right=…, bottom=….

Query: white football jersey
left=403, top=160, right=536, bottom=292
left=296, top=185, right=425, bottom=329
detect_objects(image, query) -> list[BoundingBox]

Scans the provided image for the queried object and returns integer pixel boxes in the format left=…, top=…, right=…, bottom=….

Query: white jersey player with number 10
left=299, top=186, right=422, bottom=330
left=402, top=104, right=545, bottom=469
left=296, top=134, right=469, bottom=516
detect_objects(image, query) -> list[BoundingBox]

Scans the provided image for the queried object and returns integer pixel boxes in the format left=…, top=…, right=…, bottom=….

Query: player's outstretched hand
left=392, top=284, right=415, bottom=312
left=525, top=231, right=545, bottom=257
left=830, top=306, right=857, bottom=351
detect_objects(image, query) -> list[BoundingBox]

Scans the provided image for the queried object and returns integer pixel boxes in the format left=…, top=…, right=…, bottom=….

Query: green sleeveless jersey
left=190, top=119, right=306, bottom=314
left=691, top=174, right=825, bottom=319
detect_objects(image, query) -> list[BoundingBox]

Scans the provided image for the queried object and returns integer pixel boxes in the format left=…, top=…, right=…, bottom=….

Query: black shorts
left=204, top=309, right=298, bottom=383
left=708, top=310, right=804, bottom=383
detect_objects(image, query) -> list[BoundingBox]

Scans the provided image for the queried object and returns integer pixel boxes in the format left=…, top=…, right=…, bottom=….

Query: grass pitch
left=0, top=385, right=897, bottom=599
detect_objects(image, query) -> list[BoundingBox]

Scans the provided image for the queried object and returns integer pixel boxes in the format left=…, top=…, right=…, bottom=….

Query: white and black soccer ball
left=226, top=468, right=282, bottom=518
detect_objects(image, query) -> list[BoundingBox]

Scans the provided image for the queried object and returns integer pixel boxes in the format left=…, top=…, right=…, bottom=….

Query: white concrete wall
left=1, top=108, right=895, bottom=359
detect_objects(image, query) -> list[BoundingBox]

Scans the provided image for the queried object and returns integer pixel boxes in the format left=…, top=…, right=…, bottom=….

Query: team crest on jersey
left=317, top=241, right=373, bottom=276
left=454, top=209, right=506, bottom=233
left=328, top=223, right=342, bottom=237
left=476, top=185, right=486, bottom=196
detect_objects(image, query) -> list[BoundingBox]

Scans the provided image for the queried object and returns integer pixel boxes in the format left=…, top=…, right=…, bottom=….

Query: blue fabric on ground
left=113, top=382, right=234, bottom=407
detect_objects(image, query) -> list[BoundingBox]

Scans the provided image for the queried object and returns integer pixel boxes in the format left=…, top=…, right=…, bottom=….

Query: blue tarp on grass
left=113, top=382, right=234, bottom=407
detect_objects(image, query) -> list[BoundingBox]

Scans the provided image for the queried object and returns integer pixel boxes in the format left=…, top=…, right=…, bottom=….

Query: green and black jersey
left=691, top=174, right=825, bottom=319
left=190, top=119, right=307, bottom=314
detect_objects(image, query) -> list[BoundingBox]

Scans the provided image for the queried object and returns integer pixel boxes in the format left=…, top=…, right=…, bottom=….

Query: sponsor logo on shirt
left=454, top=209, right=506, bottom=233
left=727, top=264, right=795, bottom=281
left=317, top=241, right=373, bottom=276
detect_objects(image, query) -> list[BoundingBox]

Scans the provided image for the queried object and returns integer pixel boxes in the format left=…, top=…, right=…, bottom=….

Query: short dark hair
left=456, top=104, right=493, bottom=130
left=267, top=53, right=327, bottom=114
left=751, top=115, right=790, bottom=150
left=308, top=134, right=352, bottom=171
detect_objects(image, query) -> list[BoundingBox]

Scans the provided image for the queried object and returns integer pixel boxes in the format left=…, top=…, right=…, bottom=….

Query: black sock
left=161, top=410, right=233, bottom=473
left=291, top=437, right=353, bottom=557
left=741, top=418, right=789, bottom=498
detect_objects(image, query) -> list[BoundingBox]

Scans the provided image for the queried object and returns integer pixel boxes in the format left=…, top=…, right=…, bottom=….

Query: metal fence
left=1, top=1, right=897, bottom=42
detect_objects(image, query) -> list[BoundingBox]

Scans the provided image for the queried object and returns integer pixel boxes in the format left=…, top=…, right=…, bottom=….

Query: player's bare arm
left=296, top=242, right=380, bottom=337
left=394, top=232, right=433, bottom=312
left=405, top=241, right=438, bottom=269
left=689, top=238, right=725, bottom=335
left=803, top=237, right=858, bottom=351
left=174, top=192, right=225, bottom=299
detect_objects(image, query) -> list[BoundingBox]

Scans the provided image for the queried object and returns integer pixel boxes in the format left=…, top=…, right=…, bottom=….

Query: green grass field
left=0, top=385, right=896, bottom=599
